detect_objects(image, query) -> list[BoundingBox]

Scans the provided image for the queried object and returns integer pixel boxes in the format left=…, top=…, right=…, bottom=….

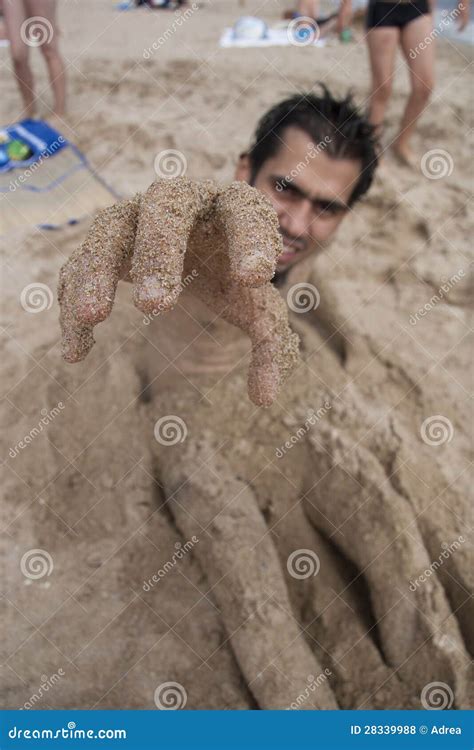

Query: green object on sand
left=340, top=27, right=353, bottom=42
left=7, top=139, right=32, bottom=161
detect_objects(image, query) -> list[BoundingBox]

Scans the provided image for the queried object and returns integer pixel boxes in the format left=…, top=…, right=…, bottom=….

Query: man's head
left=236, top=85, right=378, bottom=276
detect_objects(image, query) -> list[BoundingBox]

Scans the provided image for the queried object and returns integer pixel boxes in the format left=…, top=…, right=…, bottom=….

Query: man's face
left=236, top=126, right=362, bottom=274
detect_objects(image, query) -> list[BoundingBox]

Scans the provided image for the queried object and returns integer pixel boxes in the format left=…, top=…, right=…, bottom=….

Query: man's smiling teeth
left=278, top=249, right=296, bottom=264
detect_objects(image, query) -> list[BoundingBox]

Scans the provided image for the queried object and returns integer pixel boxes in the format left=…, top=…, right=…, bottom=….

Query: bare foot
left=392, top=141, right=417, bottom=169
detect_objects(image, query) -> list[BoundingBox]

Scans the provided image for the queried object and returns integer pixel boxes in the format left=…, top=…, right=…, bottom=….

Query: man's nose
left=280, top=200, right=313, bottom=239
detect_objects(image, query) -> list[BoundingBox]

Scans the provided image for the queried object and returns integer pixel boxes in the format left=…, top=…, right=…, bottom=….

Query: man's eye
left=276, top=180, right=296, bottom=195
left=314, top=202, right=343, bottom=216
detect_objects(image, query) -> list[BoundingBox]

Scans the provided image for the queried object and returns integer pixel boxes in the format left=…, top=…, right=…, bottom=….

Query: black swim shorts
left=366, top=0, right=430, bottom=29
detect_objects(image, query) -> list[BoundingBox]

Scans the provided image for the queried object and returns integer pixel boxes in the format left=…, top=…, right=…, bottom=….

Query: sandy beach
left=0, top=0, right=472, bottom=711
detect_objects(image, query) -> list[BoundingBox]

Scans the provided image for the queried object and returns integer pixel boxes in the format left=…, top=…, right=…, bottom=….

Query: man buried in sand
left=58, top=86, right=471, bottom=709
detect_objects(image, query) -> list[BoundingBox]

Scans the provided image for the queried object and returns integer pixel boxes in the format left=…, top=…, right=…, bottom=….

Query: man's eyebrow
left=271, top=175, right=349, bottom=211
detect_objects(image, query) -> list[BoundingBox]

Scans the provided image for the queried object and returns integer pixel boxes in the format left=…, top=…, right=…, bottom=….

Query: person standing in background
left=365, top=0, right=470, bottom=165
left=3, top=0, right=66, bottom=119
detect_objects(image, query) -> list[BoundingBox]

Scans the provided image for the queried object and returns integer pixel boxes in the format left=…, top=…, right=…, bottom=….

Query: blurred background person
left=366, top=0, right=470, bottom=165
left=3, top=0, right=66, bottom=120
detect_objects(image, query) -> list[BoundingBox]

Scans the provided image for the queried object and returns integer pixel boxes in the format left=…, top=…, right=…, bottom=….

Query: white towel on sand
left=219, top=27, right=327, bottom=48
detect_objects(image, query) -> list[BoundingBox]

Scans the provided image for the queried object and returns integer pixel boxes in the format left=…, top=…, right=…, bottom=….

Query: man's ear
left=234, top=153, right=252, bottom=183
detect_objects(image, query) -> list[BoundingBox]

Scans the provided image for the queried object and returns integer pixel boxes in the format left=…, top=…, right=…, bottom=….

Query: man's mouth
left=278, top=248, right=297, bottom=264
left=278, top=239, right=305, bottom=266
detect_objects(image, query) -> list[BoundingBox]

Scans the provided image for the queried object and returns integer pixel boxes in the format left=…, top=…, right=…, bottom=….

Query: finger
left=57, top=197, right=139, bottom=361
left=215, top=181, right=282, bottom=287
left=131, top=178, right=216, bottom=314
left=248, top=341, right=280, bottom=408
left=196, top=281, right=300, bottom=407
left=246, top=287, right=300, bottom=407
left=58, top=199, right=137, bottom=331
left=57, top=264, right=92, bottom=362
left=60, top=314, right=94, bottom=363
left=76, top=197, right=140, bottom=325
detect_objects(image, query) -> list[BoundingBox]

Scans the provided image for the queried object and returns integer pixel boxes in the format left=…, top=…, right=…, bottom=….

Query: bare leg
left=395, top=14, right=435, bottom=165
left=366, top=27, right=399, bottom=138
left=297, top=0, right=320, bottom=16
left=157, top=438, right=338, bottom=709
left=302, top=424, right=469, bottom=704
left=3, top=0, right=36, bottom=118
left=27, top=0, right=66, bottom=117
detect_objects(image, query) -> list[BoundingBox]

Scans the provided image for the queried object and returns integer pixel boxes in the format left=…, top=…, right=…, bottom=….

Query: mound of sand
left=1, top=0, right=472, bottom=710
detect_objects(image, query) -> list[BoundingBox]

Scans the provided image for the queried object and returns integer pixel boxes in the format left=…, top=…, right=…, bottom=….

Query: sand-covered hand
left=58, top=177, right=300, bottom=407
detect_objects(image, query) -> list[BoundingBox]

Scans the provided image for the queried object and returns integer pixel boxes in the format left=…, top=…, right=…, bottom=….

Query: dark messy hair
left=247, top=84, right=379, bottom=206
